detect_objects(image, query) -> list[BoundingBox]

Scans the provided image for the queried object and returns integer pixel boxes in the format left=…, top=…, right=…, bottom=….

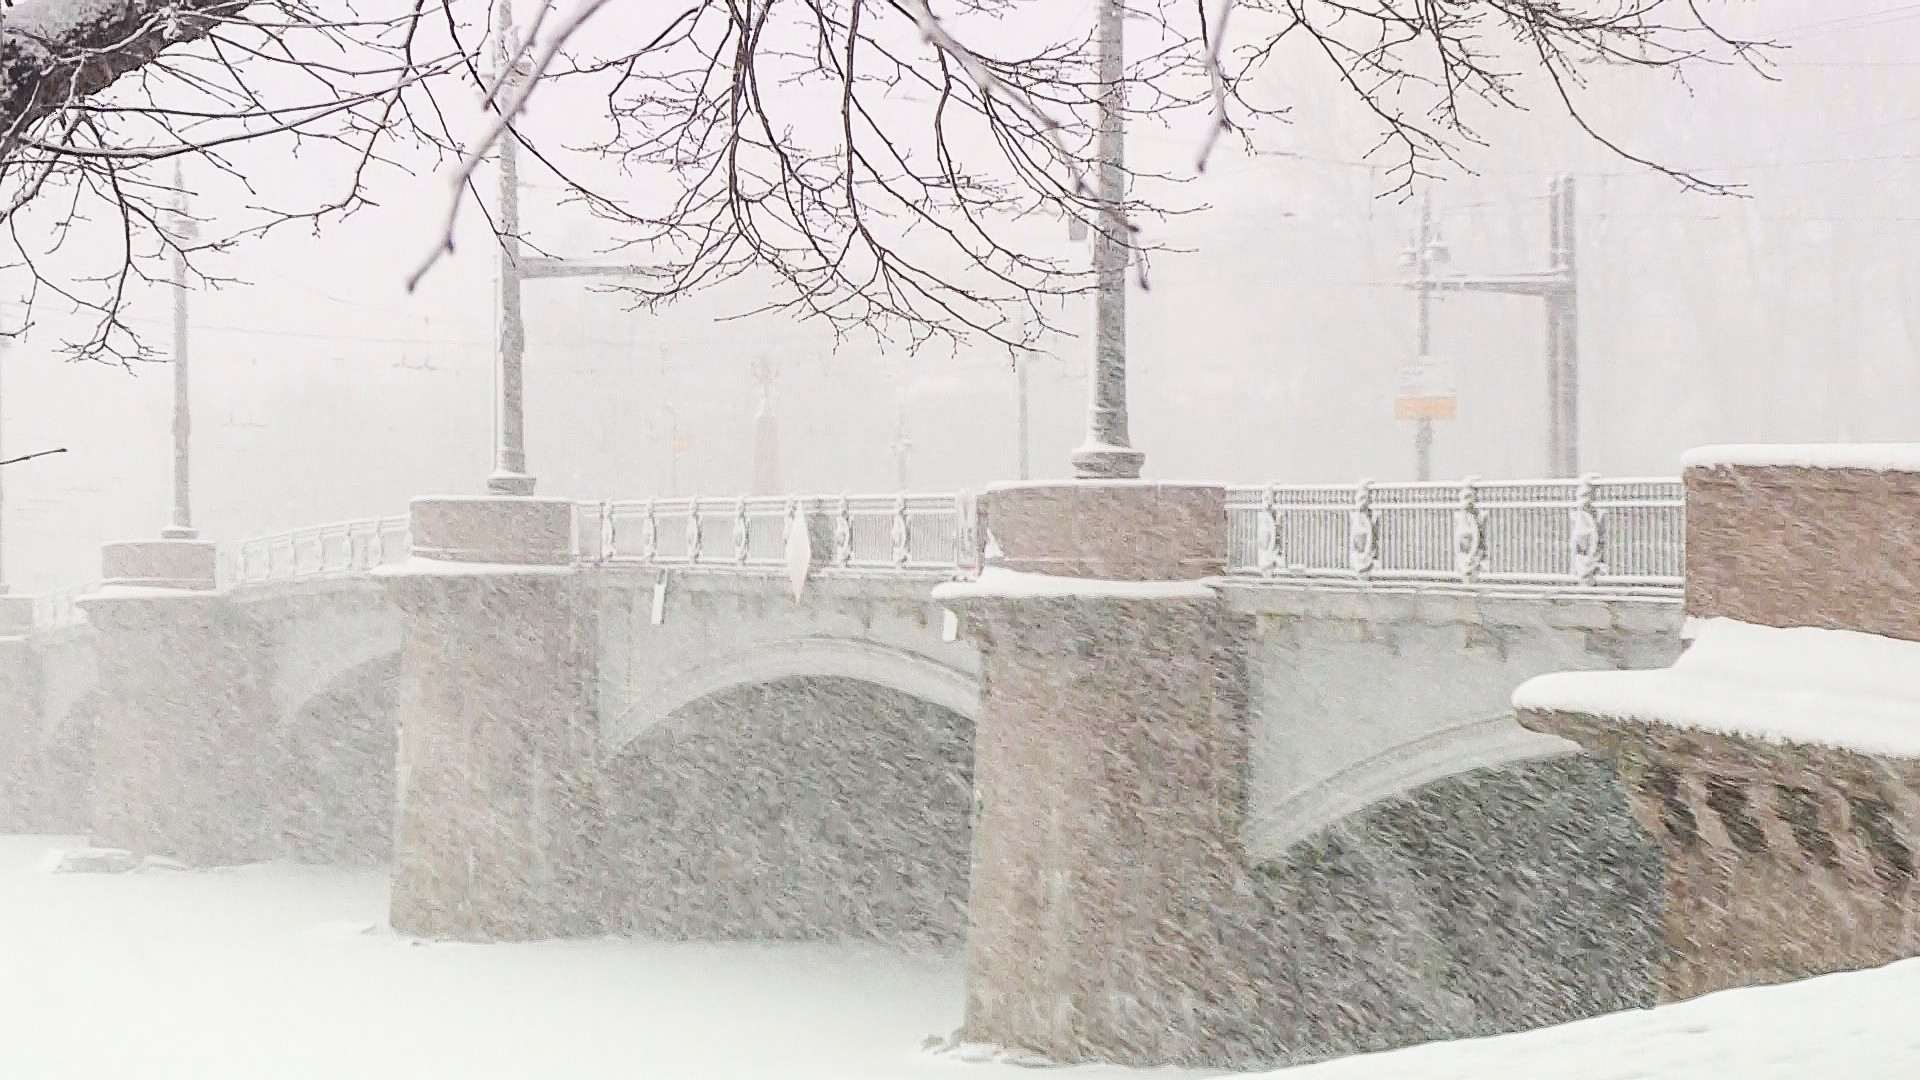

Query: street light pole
left=162, top=163, right=198, bottom=540
left=1068, top=0, right=1144, bottom=480
left=488, top=0, right=535, bottom=497
left=486, top=0, right=656, bottom=496
left=1412, top=193, right=1436, bottom=481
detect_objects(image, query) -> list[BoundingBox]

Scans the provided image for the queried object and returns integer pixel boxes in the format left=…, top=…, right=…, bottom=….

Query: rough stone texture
left=100, top=538, right=218, bottom=590
left=595, top=676, right=973, bottom=949
left=83, top=591, right=274, bottom=865
left=409, top=496, right=575, bottom=565
left=983, top=482, right=1226, bottom=580
left=1518, top=456, right=1920, bottom=1005
left=1684, top=462, right=1920, bottom=641
left=1522, top=708, right=1920, bottom=1003
left=0, top=635, right=42, bottom=831
left=1256, top=754, right=1661, bottom=1060
left=26, top=632, right=99, bottom=833
left=959, top=591, right=1282, bottom=1067
left=385, top=569, right=599, bottom=940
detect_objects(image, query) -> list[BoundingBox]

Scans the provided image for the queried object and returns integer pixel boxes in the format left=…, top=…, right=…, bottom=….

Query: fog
left=3, top=2, right=1919, bottom=1078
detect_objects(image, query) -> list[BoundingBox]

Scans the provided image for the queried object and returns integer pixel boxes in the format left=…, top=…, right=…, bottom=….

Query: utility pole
left=1401, top=176, right=1580, bottom=477
left=163, top=162, right=198, bottom=540
left=750, top=356, right=780, bottom=495
left=488, top=0, right=655, bottom=496
left=1412, top=193, right=1436, bottom=481
left=1068, top=0, right=1144, bottom=480
left=1547, top=176, right=1579, bottom=478
left=1016, top=353, right=1031, bottom=481
left=489, top=0, right=533, bottom=496
left=891, top=392, right=912, bottom=490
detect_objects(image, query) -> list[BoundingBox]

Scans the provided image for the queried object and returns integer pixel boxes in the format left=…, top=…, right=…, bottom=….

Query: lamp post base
left=486, top=470, right=537, bottom=497
left=160, top=526, right=199, bottom=540
left=1068, top=443, right=1145, bottom=480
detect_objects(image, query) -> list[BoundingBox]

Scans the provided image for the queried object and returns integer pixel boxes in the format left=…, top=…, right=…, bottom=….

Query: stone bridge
left=0, top=475, right=1690, bottom=1067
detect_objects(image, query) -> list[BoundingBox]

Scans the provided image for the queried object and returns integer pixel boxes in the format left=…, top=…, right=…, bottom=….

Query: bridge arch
left=278, top=650, right=400, bottom=865
left=602, top=635, right=979, bottom=753
left=1245, top=712, right=1574, bottom=859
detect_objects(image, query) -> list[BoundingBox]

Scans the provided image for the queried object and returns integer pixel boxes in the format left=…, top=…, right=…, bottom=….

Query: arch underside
left=279, top=651, right=400, bottom=866
left=595, top=672, right=976, bottom=949
left=603, top=635, right=979, bottom=754
left=1246, top=715, right=1577, bottom=862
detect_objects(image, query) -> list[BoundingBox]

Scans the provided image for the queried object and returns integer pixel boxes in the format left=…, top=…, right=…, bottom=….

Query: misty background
left=2, top=2, right=1912, bottom=593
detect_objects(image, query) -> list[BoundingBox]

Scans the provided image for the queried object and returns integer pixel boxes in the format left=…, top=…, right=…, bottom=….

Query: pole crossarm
left=519, top=259, right=652, bottom=280
left=1399, top=270, right=1573, bottom=299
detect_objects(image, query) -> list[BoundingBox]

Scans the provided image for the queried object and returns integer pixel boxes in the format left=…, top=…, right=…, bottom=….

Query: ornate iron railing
left=206, top=477, right=1682, bottom=595
left=229, top=516, right=411, bottom=586
left=578, top=493, right=972, bottom=573
left=32, top=581, right=98, bottom=630
left=1225, top=476, right=1683, bottom=589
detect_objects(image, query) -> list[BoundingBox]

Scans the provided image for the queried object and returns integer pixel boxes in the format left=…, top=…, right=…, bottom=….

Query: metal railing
left=228, top=516, right=411, bottom=587
left=1225, top=476, right=1683, bottom=590
left=578, top=493, right=971, bottom=573
left=32, top=581, right=99, bottom=631
left=202, top=476, right=1683, bottom=596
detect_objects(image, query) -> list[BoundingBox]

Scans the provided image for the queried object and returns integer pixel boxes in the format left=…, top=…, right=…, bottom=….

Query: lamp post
left=1067, top=0, right=1144, bottom=480
left=162, top=163, right=197, bottom=540
left=487, top=0, right=656, bottom=496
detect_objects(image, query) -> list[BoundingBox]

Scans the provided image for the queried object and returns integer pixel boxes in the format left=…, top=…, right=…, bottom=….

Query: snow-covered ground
left=3, top=835, right=1917, bottom=1080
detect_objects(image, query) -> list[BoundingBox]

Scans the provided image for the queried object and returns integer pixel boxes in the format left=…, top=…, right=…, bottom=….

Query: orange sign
left=1396, top=354, right=1457, bottom=422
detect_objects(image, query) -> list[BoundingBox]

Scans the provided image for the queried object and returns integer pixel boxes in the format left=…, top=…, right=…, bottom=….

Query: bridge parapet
left=575, top=492, right=979, bottom=575
left=1225, top=475, right=1683, bottom=590
left=206, top=474, right=1683, bottom=595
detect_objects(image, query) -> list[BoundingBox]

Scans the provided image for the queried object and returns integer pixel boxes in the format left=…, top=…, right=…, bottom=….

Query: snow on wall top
left=931, top=566, right=1216, bottom=602
left=1512, top=617, right=1920, bottom=758
left=1681, top=443, right=1920, bottom=473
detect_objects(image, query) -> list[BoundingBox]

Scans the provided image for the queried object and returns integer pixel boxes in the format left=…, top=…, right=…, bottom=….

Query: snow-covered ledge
left=1515, top=617, right=1920, bottom=1006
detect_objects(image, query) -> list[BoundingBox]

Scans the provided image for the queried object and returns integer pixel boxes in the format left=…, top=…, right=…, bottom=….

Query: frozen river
left=2, top=836, right=1915, bottom=1080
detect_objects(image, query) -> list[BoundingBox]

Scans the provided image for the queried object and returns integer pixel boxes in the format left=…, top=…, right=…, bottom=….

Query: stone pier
left=0, top=595, right=39, bottom=829
left=936, top=483, right=1286, bottom=1067
left=83, top=539, right=271, bottom=864
left=382, top=497, right=601, bottom=940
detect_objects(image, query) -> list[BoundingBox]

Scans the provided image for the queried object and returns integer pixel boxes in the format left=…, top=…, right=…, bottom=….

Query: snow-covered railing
left=32, top=581, right=98, bottom=630
left=228, top=516, right=411, bottom=587
left=1225, top=476, right=1684, bottom=590
left=575, top=493, right=971, bottom=573
left=211, top=477, right=1684, bottom=593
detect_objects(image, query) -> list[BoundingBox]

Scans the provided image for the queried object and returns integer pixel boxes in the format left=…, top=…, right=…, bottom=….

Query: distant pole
left=488, top=0, right=535, bottom=496
left=892, top=393, right=912, bottom=490
left=1068, top=0, right=1144, bottom=480
left=1548, top=176, right=1580, bottom=477
left=162, top=162, right=198, bottom=540
left=1413, top=192, right=1435, bottom=482
left=1403, top=175, right=1578, bottom=477
left=750, top=357, right=780, bottom=495
left=1016, top=353, right=1032, bottom=481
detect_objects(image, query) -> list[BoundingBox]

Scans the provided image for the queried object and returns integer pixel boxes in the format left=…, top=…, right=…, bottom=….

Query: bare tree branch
left=0, top=0, right=1776, bottom=361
